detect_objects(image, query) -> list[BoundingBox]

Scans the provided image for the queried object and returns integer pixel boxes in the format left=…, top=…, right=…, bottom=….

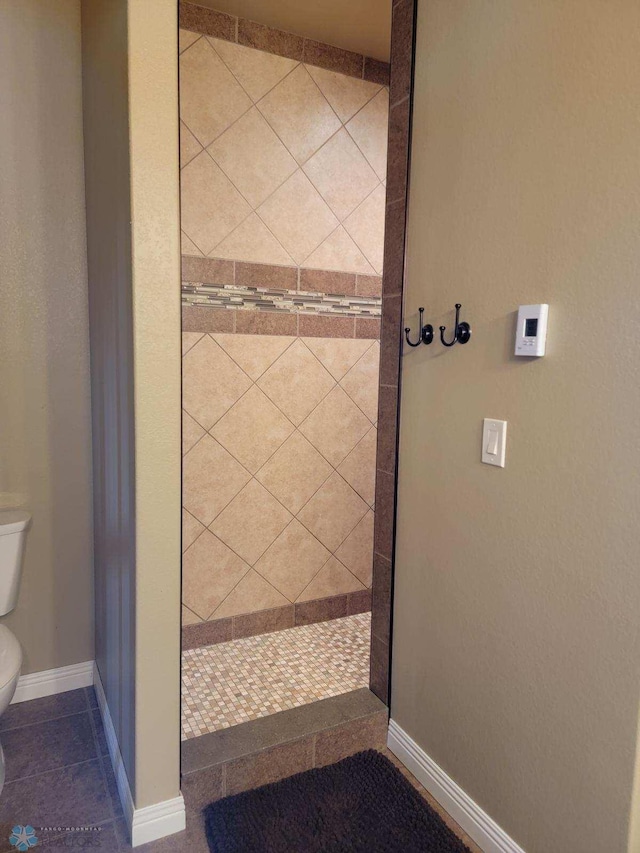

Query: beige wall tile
left=210, top=38, right=298, bottom=103
left=335, top=510, right=374, bottom=585
left=256, top=431, right=332, bottom=513
left=257, top=171, right=338, bottom=264
left=182, top=231, right=204, bottom=256
left=208, top=108, right=298, bottom=208
left=257, top=339, right=335, bottom=426
left=299, top=386, right=370, bottom=466
left=180, top=120, right=203, bottom=168
left=183, top=435, right=251, bottom=526
left=340, top=340, right=380, bottom=422
left=302, top=337, right=373, bottom=381
left=343, top=184, right=386, bottom=274
left=306, top=65, right=382, bottom=123
left=257, top=65, right=341, bottom=164
left=297, top=472, right=368, bottom=551
left=303, top=128, right=379, bottom=221
left=179, top=28, right=200, bottom=54
left=213, top=569, right=289, bottom=618
left=254, top=519, right=331, bottom=601
left=181, top=151, right=252, bottom=255
left=210, top=213, right=295, bottom=266
left=180, top=37, right=251, bottom=147
left=181, top=605, right=202, bottom=626
left=181, top=332, right=204, bottom=356
left=210, top=385, right=294, bottom=474
left=182, top=508, right=205, bottom=553
left=296, top=556, right=365, bottom=601
left=182, top=334, right=252, bottom=430
left=302, top=225, right=376, bottom=275
left=346, top=88, right=389, bottom=180
left=338, top=426, right=377, bottom=506
left=183, top=529, right=250, bottom=619
left=182, top=409, right=205, bottom=455
left=210, top=479, right=292, bottom=565
left=213, top=334, right=295, bottom=380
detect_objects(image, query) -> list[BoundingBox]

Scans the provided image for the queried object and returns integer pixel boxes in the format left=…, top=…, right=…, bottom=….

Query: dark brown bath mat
left=205, top=749, right=471, bottom=852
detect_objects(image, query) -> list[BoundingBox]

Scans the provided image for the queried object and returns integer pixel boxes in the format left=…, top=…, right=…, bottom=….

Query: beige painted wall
left=0, top=0, right=94, bottom=674
left=82, top=0, right=181, bottom=811
left=193, top=0, right=391, bottom=62
left=128, top=0, right=182, bottom=811
left=393, top=3, right=640, bottom=853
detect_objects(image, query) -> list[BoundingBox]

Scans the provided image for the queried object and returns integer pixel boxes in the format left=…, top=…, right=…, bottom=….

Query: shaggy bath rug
left=205, top=749, right=471, bottom=852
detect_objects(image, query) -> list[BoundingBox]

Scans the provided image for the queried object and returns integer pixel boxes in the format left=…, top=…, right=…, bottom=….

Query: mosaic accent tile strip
left=181, top=612, right=371, bottom=738
left=182, top=282, right=381, bottom=317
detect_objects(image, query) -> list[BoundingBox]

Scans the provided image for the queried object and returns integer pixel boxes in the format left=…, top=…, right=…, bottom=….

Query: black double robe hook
left=404, top=307, right=434, bottom=347
left=439, top=303, right=471, bottom=346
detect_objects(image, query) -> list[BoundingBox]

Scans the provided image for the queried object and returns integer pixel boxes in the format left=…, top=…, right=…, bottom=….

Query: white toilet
left=0, top=510, right=30, bottom=793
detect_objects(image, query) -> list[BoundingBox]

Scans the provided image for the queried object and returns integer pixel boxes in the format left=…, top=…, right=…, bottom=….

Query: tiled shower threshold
left=182, top=612, right=371, bottom=739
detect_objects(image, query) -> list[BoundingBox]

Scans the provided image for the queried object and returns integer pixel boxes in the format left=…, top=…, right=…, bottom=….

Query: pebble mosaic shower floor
left=181, top=613, right=371, bottom=739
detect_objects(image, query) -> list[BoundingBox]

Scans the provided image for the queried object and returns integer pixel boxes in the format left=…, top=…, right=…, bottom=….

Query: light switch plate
left=482, top=418, right=507, bottom=467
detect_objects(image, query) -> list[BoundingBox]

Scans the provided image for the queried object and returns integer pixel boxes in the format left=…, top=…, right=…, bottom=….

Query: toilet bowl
left=0, top=625, right=22, bottom=792
left=0, top=509, right=30, bottom=795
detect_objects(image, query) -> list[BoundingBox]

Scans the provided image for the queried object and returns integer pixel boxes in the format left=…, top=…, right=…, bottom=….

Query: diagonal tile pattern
left=257, top=65, right=341, bottom=165
left=178, top=30, right=389, bottom=274
left=181, top=332, right=378, bottom=623
left=179, top=37, right=252, bottom=147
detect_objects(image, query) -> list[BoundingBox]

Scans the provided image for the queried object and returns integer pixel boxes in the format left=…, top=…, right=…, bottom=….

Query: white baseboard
left=11, top=660, right=94, bottom=704
left=388, top=719, right=526, bottom=853
left=93, top=664, right=185, bottom=848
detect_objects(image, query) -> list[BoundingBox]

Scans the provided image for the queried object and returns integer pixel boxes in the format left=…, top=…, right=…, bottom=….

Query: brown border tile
left=294, top=595, right=348, bottom=627
left=389, top=0, right=415, bottom=106
left=379, top=294, right=402, bottom=386
left=225, top=738, right=314, bottom=796
left=364, top=56, right=391, bottom=86
left=235, top=311, right=297, bottom=336
left=182, top=305, right=234, bottom=332
left=179, top=2, right=388, bottom=83
left=181, top=593, right=371, bottom=648
left=182, top=256, right=234, bottom=285
left=369, top=633, right=390, bottom=704
left=235, top=261, right=297, bottom=290
left=376, top=384, right=399, bottom=475
left=182, top=689, right=384, bottom=774
left=371, top=553, right=392, bottom=645
left=298, top=314, right=355, bottom=339
left=232, top=605, right=294, bottom=639
left=313, top=710, right=387, bottom=767
left=303, top=39, right=363, bottom=77
left=355, top=317, right=381, bottom=339
left=356, top=274, right=383, bottom=298
left=179, top=2, right=235, bottom=41
left=347, top=588, right=373, bottom=615
left=182, top=618, right=232, bottom=650
left=373, top=471, right=395, bottom=562
left=300, top=269, right=356, bottom=296
left=386, top=95, right=411, bottom=205
left=237, top=18, right=304, bottom=61
left=382, top=199, right=407, bottom=297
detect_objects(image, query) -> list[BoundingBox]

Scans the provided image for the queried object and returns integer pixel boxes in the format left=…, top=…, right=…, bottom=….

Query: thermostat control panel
left=515, top=304, right=548, bottom=356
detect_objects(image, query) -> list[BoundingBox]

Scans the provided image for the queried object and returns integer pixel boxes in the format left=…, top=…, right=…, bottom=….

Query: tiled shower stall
left=179, top=16, right=389, bottom=659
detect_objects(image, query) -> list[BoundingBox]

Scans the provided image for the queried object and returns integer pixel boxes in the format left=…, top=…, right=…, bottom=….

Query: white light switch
left=482, top=419, right=507, bottom=467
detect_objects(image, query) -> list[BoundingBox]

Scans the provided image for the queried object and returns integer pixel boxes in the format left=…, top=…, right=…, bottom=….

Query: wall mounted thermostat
left=515, top=304, right=548, bottom=356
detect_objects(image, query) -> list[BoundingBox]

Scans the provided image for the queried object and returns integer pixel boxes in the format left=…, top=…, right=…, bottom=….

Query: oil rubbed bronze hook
left=404, top=307, right=434, bottom=347
left=439, top=303, right=471, bottom=347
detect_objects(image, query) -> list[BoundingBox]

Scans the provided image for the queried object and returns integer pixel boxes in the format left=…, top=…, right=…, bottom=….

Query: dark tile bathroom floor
left=0, top=687, right=210, bottom=852
left=0, top=688, right=479, bottom=853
